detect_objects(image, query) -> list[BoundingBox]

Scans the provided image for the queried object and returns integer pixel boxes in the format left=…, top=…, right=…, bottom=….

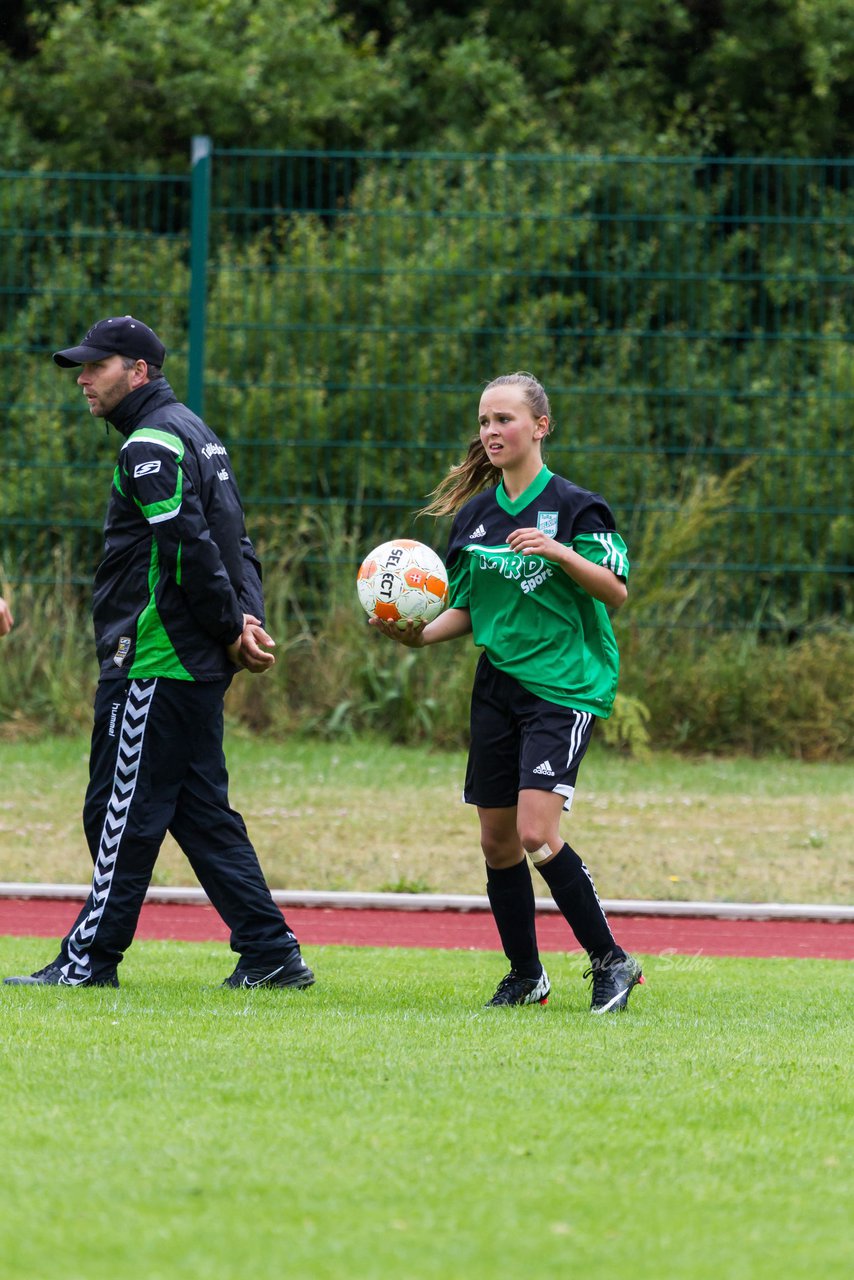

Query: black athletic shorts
left=464, top=652, right=596, bottom=811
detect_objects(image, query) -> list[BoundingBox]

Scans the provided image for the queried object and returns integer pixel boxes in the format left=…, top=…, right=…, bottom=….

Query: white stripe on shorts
left=566, top=710, right=593, bottom=772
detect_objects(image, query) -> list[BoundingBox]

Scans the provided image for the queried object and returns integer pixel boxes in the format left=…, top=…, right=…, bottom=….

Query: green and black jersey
left=93, top=379, right=264, bottom=683
left=444, top=467, right=629, bottom=717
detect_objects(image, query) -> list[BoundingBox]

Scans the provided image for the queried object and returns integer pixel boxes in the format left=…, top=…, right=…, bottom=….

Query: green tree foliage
left=0, top=0, right=393, bottom=170
left=348, top=0, right=854, bottom=156
left=1, top=0, right=852, bottom=168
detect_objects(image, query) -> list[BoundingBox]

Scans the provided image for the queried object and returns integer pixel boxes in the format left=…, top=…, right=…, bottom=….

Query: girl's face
left=478, top=386, right=549, bottom=473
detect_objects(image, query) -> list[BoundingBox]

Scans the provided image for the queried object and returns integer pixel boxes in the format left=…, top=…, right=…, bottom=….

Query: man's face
left=76, top=356, right=137, bottom=418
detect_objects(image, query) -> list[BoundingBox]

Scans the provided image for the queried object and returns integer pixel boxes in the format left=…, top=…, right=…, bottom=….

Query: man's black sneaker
left=3, top=962, right=119, bottom=988
left=584, top=953, right=644, bottom=1013
left=221, top=951, right=315, bottom=989
left=486, top=967, right=550, bottom=1007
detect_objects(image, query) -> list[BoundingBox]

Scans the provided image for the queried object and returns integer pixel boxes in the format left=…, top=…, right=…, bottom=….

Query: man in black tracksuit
left=5, top=315, right=313, bottom=990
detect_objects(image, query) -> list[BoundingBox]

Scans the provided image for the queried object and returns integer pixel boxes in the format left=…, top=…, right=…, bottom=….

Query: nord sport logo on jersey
left=133, top=460, right=161, bottom=478
left=479, top=551, right=554, bottom=595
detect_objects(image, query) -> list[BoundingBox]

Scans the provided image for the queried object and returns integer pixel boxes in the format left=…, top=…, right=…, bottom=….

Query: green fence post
left=188, top=135, right=212, bottom=416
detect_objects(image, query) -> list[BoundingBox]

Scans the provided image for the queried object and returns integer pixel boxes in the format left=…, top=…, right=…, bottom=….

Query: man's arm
left=123, top=435, right=244, bottom=645
left=237, top=535, right=266, bottom=623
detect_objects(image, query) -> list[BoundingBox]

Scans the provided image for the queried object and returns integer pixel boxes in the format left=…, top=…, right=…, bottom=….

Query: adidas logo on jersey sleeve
left=468, top=523, right=486, bottom=539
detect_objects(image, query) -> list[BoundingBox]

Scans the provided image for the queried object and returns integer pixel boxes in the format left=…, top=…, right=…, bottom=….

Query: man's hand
left=228, top=613, right=276, bottom=673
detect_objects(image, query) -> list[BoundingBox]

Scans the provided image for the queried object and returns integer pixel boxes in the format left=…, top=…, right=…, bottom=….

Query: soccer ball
left=357, top=538, right=449, bottom=628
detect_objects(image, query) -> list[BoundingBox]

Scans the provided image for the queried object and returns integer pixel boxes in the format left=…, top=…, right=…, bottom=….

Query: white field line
left=0, top=882, right=852, bottom=922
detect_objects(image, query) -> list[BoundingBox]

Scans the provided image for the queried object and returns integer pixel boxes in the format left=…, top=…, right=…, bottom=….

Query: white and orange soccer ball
left=357, top=538, right=449, bottom=628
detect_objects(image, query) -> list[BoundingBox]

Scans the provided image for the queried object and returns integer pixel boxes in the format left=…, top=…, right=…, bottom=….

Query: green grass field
left=0, top=936, right=850, bottom=1280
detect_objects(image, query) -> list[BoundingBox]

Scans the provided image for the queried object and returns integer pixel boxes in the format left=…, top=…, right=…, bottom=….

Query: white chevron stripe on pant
left=62, top=679, right=157, bottom=983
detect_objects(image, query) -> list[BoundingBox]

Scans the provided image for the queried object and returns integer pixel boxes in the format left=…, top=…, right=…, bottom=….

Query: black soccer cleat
left=221, top=950, right=315, bottom=989
left=486, top=967, right=550, bottom=1007
left=3, top=962, right=119, bottom=988
left=584, top=953, right=644, bottom=1013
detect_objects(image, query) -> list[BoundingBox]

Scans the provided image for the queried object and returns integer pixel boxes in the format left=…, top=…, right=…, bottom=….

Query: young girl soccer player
left=370, top=372, right=644, bottom=1013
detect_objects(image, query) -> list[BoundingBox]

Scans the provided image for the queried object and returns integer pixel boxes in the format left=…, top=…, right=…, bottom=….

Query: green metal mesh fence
left=1, top=150, right=851, bottom=630
left=0, top=166, right=191, bottom=584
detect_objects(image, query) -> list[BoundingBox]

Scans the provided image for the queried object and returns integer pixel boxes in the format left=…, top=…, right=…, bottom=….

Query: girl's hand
left=368, top=616, right=426, bottom=647
left=506, top=527, right=560, bottom=559
left=507, top=529, right=627, bottom=608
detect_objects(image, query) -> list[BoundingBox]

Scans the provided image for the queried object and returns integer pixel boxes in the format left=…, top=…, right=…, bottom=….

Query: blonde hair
left=420, top=372, right=553, bottom=517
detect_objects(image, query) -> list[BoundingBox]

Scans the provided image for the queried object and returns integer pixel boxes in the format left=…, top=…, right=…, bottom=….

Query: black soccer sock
left=485, top=859, right=542, bottom=978
left=535, top=842, right=625, bottom=964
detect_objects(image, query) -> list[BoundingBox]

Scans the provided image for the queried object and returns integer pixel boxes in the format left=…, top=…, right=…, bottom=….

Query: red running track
left=0, top=897, right=852, bottom=960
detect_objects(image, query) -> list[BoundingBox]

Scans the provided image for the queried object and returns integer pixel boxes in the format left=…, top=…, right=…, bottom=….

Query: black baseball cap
left=53, top=315, right=167, bottom=368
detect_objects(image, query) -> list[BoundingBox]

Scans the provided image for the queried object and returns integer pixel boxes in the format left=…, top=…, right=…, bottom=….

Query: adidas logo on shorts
left=468, top=523, right=486, bottom=539
left=533, top=759, right=555, bottom=777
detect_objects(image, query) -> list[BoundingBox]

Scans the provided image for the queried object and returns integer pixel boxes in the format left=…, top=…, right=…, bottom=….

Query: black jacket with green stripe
left=93, top=378, right=265, bottom=683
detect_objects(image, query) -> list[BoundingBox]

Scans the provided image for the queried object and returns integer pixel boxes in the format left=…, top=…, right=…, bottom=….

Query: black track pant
left=57, top=676, right=297, bottom=983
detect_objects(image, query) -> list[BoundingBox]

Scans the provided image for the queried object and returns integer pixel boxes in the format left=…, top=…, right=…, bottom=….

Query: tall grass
left=0, top=571, right=94, bottom=735
left=1, top=508, right=851, bottom=758
left=621, top=625, right=854, bottom=759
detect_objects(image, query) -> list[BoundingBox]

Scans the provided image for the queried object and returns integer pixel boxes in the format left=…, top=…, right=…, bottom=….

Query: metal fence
left=1, top=146, right=851, bottom=630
